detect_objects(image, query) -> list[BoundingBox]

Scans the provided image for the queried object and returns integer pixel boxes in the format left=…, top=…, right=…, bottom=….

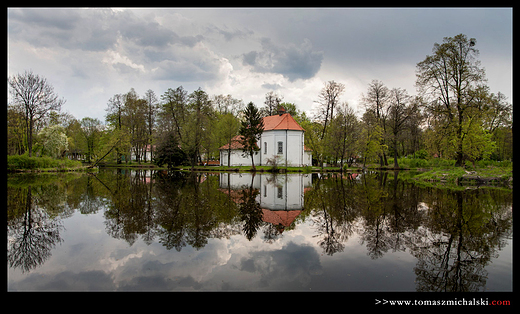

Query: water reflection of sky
left=7, top=171, right=513, bottom=292
left=8, top=207, right=512, bottom=292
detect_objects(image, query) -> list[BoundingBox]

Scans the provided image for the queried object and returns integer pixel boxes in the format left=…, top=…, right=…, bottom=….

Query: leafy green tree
left=460, top=118, right=496, bottom=164
left=300, top=119, right=322, bottom=167
left=325, top=102, right=359, bottom=169
left=359, top=110, right=387, bottom=167
left=239, top=102, right=264, bottom=170
left=416, top=34, right=486, bottom=166
left=160, top=86, right=188, bottom=142
left=123, top=89, right=148, bottom=163
left=7, top=104, right=27, bottom=155
left=215, top=112, right=241, bottom=166
left=80, top=117, right=102, bottom=163
left=105, top=93, right=125, bottom=163
left=186, top=88, right=213, bottom=168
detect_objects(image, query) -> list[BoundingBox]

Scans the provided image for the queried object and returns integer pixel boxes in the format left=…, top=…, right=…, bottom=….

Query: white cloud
left=103, top=49, right=146, bottom=73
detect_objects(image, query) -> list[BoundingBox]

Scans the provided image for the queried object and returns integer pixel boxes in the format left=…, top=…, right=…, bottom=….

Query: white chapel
left=219, top=107, right=312, bottom=167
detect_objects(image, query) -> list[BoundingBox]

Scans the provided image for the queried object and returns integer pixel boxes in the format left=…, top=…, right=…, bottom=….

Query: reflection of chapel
left=219, top=107, right=312, bottom=167
left=219, top=173, right=312, bottom=232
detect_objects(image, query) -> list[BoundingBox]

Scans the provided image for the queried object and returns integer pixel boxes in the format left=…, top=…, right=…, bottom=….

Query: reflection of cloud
left=9, top=270, right=116, bottom=291
left=239, top=242, right=323, bottom=289
left=99, top=249, right=144, bottom=272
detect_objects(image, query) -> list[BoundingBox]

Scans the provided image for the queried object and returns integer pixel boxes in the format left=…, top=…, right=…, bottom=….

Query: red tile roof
left=219, top=135, right=246, bottom=150
left=262, top=113, right=304, bottom=131
left=219, top=113, right=305, bottom=150
left=219, top=135, right=261, bottom=150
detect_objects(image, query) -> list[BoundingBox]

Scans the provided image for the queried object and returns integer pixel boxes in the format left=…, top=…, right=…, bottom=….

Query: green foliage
left=239, top=102, right=264, bottom=168
left=8, top=153, right=82, bottom=171
left=153, top=131, right=187, bottom=168
left=358, top=123, right=387, bottom=165
left=38, top=125, right=69, bottom=158
left=414, top=149, right=429, bottom=159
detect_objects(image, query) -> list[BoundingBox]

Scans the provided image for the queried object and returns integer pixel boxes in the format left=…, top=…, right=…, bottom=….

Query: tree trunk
left=250, top=149, right=255, bottom=170
left=227, top=147, right=231, bottom=167
left=394, top=143, right=399, bottom=168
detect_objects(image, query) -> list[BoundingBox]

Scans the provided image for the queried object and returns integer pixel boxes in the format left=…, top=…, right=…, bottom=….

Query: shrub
left=476, top=159, right=512, bottom=168
left=396, top=157, right=430, bottom=168
left=7, top=154, right=82, bottom=171
left=414, top=149, right=429, bottom=159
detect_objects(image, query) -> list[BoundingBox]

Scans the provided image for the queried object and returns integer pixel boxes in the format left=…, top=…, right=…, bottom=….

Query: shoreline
left=8, top=162, right=512, bottom=188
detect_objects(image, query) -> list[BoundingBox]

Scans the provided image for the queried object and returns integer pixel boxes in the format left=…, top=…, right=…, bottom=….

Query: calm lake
left=7, top=169, right=512, bottom=292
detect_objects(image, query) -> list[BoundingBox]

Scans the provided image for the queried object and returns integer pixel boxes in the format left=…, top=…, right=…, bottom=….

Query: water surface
left=7, top=169, right=512, bottom=291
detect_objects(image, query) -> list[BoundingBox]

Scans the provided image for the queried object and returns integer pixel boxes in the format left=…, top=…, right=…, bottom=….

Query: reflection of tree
left=78, top=175, right=104, bottom=215
left=409, top=189, right=513, bottom=292
left=305, top=171, right=512, bottom=291
left=7, top=186, right=63, bottom=273
left=238, top=173, right=263, bottom=241
left=153, top=171, right=240, bottom=251
left=185, top=172, right=216, bottom=250
left=102, top=170, right=158, bottom=246
left=307, top=174, right=357, bottom=256
left=262, top=224, right=282, bottom=243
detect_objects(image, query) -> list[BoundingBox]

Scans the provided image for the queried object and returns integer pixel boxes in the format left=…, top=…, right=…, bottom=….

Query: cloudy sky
left=8, top=7, right=512, bottom=122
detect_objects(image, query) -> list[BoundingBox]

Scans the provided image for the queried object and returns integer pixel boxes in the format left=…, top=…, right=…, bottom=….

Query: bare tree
left=9, top=71, right=65, bottom=156
left=388, top=88, right=413, bottom=168
left=144, top=89, right=158, bottom=162
left=263, top=91, right=283, bottom=116
left=315, top=80, right=345, bottom=139
left=361, top=80, right=390, bottom=166
left=212, top=94, right=243, bottom=115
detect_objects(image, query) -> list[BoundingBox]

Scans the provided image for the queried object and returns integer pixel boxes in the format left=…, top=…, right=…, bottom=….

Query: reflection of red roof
left=262, top=113, right=304, bottom=131
left=262, top=209, right=302, bottom=227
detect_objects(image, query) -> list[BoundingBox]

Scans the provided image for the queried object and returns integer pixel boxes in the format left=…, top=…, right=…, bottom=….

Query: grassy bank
left=10, top=155, right=510, bottom=188
left=7, top=154, right=92, bottom=172
left=410, top=166, right=512, bottom=185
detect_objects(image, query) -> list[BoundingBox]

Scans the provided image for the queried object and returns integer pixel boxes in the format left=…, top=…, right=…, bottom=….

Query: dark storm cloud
left=119, top=19, right=177, bottom=48
left=209, top=24, right=254, bottom=41
left=8, top=8, right=119, bottom=52
left=242, top=38, right=323, bottom=82
left=8, top=8, right=201, bottom=53
left=8, top=8, right=79, bottom=30
left=152, top=59, right=219, bottom=82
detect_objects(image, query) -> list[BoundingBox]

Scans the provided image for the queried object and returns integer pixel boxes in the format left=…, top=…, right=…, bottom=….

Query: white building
left=219, top=108, right=312, bottom=167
